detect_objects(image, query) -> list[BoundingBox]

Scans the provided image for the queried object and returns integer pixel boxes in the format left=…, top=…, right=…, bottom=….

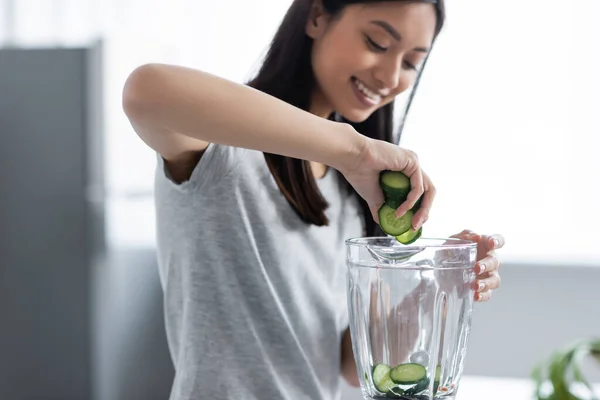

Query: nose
left=372, top=55, right=403, bottom=92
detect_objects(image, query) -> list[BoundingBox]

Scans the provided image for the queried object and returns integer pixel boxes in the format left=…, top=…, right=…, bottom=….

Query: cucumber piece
left=411, top=196, right=423, bottom=213
left=396, top=227, right=422, bottom=245
left=372, top=364, right=396, bottom=393
left=384, top=195, right=423, bottom=214
left=380, top=171, right=411, bottom=202
left=406, top=376, right=430, bottom=395
left=378, top=205, right=413, bottom=236
left=385, top=387, right=404, bottom=398
left=390, top=363, right=427, bottom=385
left=384, top=195, right=403, bottom=211
left=433, top=365, right=441, bottom=392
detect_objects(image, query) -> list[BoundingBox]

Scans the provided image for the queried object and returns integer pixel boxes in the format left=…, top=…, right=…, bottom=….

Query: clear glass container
left=346, top=237, right=478, bottom=400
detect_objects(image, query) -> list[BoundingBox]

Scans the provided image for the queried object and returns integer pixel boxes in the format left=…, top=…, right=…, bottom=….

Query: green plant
left=532, top=338, right=600, bottom=400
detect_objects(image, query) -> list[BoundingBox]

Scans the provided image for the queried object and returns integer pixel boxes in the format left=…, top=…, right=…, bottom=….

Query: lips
left=351, top=77, right=382, bottom=107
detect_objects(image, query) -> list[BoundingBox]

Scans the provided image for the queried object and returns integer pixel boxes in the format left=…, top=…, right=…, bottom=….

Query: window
left=400, top=0, right=600, bottom=265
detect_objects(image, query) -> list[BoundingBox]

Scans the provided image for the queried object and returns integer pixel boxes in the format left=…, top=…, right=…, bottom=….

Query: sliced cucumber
left=396, top=227, right=422, bottom=245
left=379, top=170, right=425, bottom=240
left=406, top=376, right=430, bottom=395
left=380, top=171, right=411, bottom=202
left=411, top=197, right=423, bottom=213
left=433, top=365, right=441, bottom=392
left=390, top=363, right=427, bottom=385
left=372, top=364, right=396, bottom=393
left=378, top=205, right=413, bottom=236
left=385, top=387, right=404, bottom=398
left=384, top=195, right=423, bottom=214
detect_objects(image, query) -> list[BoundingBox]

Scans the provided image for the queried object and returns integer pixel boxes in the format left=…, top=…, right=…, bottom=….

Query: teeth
left=355, top=79, right=381, bottom=101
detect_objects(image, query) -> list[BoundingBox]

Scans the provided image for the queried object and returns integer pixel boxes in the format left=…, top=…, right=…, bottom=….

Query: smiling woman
left=121, top=0, right=502, bottom=399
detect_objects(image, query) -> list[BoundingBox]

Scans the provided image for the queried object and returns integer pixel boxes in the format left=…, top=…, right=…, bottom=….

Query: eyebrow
left=370, top=20, right=430, bottom=53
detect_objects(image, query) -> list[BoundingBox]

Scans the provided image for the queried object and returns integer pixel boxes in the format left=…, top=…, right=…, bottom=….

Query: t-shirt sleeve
left=155, top=143, right=248, bottom=193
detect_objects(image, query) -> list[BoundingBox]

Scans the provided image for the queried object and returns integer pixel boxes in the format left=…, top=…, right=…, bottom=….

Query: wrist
left=326, top=121, right=368, bottom=173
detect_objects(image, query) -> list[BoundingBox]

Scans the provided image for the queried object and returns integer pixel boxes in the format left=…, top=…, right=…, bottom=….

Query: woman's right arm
left=122, top=63, right=433, bottom=228
left=122, top=63, right=360, bottom=170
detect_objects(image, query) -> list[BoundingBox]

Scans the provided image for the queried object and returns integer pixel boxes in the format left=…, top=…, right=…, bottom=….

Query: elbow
left=340, top=327, right=361, bottom=387
left=121, top=63, right=165, bottom=122
left=342, top=364, right=361, bottom=388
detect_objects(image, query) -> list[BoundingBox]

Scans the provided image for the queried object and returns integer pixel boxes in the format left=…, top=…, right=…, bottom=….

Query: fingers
left=475, top=290, right=493, bottom=302
left=475, top=271, right=501, bottom=290
left=479, top=234, right=505, bottom=250
left=395, top=169, right=424, bottom=218
left=474, top=271, right=501, bottom=302
left=412, top=172, right=436, bottom=230
left=448, top=230, right=504, bottom=303
left=475, top=251, right=500, bottom=275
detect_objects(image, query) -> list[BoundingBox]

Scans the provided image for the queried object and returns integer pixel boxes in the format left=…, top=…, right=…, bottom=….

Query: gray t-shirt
left=154, top=143, right=364, bottom=400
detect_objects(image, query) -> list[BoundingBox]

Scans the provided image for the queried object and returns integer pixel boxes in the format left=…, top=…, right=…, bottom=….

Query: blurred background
left=0, top=0, right=598, bottom=399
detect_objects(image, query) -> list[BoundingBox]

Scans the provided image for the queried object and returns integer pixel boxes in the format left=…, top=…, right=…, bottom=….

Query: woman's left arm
left=451, top=229, right=505, bottom=302
left=341, top=327, right=360, bottom=387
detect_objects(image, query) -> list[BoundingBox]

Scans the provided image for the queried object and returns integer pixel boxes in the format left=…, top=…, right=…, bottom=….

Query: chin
left=333, top=98, right=393, bottom=124
left=335, top=108, right=378, bottom=124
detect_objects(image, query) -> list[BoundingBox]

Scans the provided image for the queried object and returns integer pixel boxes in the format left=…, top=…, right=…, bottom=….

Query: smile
left=351, top=77, right=382, bottom=106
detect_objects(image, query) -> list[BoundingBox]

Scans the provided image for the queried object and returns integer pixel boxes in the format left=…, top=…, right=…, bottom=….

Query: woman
left=122, top=0, right=504, bottom=399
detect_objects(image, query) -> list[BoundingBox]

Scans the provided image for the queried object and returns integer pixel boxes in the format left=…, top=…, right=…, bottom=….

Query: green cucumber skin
left=405, top=377, right=430, bottom=395
left=383, top=194, right=423, bottom=213
left=380, top=172, right=410, bottom=205
left=382, top=188, right=408, bottom=209
left=380, top=170, right=422, bottom=212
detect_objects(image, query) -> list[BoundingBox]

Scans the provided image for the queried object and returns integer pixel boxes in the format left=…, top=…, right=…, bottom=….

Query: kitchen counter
left=457, top=375, right=600, bottom=400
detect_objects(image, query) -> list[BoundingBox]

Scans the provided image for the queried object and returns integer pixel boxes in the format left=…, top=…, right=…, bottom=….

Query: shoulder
left=155, top=143, right=253, bottom=193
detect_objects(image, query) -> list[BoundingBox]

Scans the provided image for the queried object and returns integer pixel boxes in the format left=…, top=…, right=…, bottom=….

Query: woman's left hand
left=452, top=229, right=505, bottom=302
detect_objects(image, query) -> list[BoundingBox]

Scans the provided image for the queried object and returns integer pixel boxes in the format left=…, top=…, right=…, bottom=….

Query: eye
left=404, top=61, right=417, bottom=71
left=365, top=35, right=387, bottom=52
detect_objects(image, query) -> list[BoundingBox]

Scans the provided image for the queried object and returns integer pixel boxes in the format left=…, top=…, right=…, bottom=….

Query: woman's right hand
left=337, top=135, right=436, bottom=230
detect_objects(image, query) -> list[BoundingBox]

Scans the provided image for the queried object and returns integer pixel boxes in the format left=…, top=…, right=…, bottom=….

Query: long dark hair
left=248, top=0, right=445, bottom=235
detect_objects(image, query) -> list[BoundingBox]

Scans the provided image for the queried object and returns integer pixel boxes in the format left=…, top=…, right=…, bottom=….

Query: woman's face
left=307, top=1, right=437, bottom=121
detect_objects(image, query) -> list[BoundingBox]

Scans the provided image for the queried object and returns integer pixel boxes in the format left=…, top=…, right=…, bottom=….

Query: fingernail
left=477, top=281, right=486, bottom=291
left=493, top=238, right=500, bottom=248
left=478, top=263, right=486, bottom=274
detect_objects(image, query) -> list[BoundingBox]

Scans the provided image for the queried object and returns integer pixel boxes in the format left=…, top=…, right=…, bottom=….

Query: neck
left=309, top=88, right=333, bottom=119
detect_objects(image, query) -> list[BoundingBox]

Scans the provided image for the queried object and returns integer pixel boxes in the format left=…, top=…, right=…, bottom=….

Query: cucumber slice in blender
left=406, top=376, right=430, bottom=395
left=385, top=387, right=405, bottom=398
left=372, top=364, right=396, bottom=393
left=378, top=205, right=413, bottom=236
left=433, top=365, right=441, bottom=392
left=390, top=363, right=427, bottom=385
